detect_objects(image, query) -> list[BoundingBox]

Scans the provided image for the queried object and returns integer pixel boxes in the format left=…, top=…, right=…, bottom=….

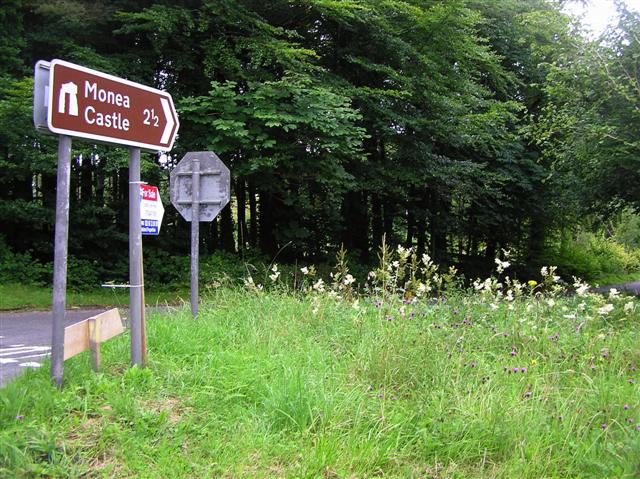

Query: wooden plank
left=88, top=317, right=101, bottom=371
left=63, top=319, right=89, bottom=360
left=63, top=308, right=124, bottom=361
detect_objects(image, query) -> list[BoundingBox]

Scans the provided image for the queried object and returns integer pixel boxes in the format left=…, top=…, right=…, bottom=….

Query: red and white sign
left=47, top=59, right=179, bottom=151
left=140, top=185, right=164, bottom=235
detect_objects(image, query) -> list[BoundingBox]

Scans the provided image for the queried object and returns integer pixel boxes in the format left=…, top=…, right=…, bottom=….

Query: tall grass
left=1, top=281, right=639, bottom=477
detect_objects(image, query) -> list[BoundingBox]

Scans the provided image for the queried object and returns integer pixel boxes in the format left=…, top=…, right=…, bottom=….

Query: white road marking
left=9, top=344, right=24, bottom=347
left=0, top=346, right=51, bottom=357
left=0, top=358, right=18, bottom=364
left=13, top=353, right=50, bottom=360
left=19, top=362, right=42, bottom=368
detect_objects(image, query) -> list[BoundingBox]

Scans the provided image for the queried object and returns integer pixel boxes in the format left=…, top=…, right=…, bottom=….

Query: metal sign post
left=190, top=158, right=200, bottom=317
left=129, top=147, right=143, bottom=366
left=170, top=152, right=230, bottom=318
left=50, top=135, right=72, bottom=388
left=34, top=58, right=179, bottom=384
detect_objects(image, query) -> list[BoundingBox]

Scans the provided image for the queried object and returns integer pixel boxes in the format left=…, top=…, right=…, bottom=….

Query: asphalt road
left=0, top=308, right=108, bottom=387
left=594, top=281, right=640, bottom=296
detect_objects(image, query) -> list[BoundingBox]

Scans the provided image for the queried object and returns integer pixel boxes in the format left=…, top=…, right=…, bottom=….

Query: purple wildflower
left=471, top=362, right=477, bottom=368
left=624, top=404, right=630, bottom=410
left=521, top=367, right=527, bottom=373
left=627, top=418, right=634, bottom=424
left=386, top=315, right=394, bottom=321
left=510, top=349, right=517, bottom=357
left=15, top=415, right=24, bottom=420
left=524, top=391, right=532, bottom=398
left=629, top=379, right=634, bottom=384
left=513, top=367, right=519, bottom=373
left=601, top=423, right=607, bottom=430
left=374, top=300, right=382, bottom=308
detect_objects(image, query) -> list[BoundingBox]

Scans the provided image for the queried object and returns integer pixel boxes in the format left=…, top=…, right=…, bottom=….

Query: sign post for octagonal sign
left=170, top=152, right=231, bottom=317
left=34, top=59, right=179, bottom=387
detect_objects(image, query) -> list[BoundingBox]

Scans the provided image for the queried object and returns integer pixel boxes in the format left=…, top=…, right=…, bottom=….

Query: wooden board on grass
left=64, top=308, right=124, bottom=361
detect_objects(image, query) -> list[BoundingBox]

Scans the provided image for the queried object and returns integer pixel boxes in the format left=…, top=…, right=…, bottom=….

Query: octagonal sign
left=170, top=151, right=230, bottom=222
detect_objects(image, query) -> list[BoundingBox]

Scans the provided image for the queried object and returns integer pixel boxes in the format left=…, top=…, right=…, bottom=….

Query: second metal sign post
left=170, top=152, right=230, bottom=317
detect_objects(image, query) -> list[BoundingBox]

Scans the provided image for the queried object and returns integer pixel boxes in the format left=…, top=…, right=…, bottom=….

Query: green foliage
left=0, top=236, right=50, bottom=286
left=545, top=231, right=640, bottom=282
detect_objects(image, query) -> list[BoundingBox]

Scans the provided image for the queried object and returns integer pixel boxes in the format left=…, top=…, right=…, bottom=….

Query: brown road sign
left=46, top=59, right=179, bottom=151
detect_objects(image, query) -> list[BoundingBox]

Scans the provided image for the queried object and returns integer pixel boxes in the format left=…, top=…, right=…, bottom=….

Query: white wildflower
left=495, top=258, right=510, bottom=273
left=598, top=303, right=614, bottom=316
left=609, top=288, right=620, bottom=299
left=547, top=299, right=555, bottom=308
left=624, top=301, right=635, bottom=313
left=300, top=267, right=309, bottom=275
left=343, top=274, right=355, bottom=286
left=368, top=271, right=376, bottom=279
left=490, top=303, right=499, bottom=310
left=541, top=266, right=548, bottom=276
left=269, top=271, right=281, bottom=282
left=313, top=278, right=325, bottom=292
left=576, top=284, right=589, bottom=296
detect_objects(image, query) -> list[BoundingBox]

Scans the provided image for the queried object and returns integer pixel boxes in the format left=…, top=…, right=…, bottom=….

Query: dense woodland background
left=2, top=0, right=640, bottom=288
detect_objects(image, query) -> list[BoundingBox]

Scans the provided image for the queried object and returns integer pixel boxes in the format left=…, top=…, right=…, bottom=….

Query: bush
left=545, top=230, right=640, bottom=282
left=0, top=236, right=50, bottom=286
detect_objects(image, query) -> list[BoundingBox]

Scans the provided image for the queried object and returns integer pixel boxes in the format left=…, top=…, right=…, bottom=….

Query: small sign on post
left=170, top=152, right=230, bottom=317
left=140, top=185, right=164, bottom=235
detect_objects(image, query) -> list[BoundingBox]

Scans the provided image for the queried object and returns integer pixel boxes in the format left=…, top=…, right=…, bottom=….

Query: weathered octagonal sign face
left=169, top=151, right=230, bottom=222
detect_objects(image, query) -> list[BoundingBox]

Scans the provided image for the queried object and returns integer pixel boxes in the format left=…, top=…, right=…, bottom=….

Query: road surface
left=0, top=308, right=108, bottom=387
left=594, top=282, right=640, bottom=296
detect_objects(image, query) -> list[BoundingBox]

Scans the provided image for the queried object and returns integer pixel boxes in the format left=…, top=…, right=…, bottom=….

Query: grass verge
left=0, top=283, right=189, bottom=311
left=1, top=288, right=639, bottom=477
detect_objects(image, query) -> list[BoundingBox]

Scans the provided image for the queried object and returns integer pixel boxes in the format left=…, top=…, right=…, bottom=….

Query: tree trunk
left=259, top=190, right=277, bottom=255
left=80, top=154, right=92, bottom=203
left=406, top=207, right=414, bottom=248
left=371, top=195, right=383, bottom=251
left=236, top=178, right=247, bottom=254
left=220, top=203, right=235, bottom=253
left=342, top=190, right=369, bottom=261
left=383, top=199, right=394, bottom=245
left=249, top=181, right=258, bottom=247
